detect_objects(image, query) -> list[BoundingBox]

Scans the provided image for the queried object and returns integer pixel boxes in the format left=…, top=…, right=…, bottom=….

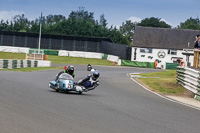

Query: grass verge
left=0, top=52, right=26, bottom=60
left=0, top=52, right=114, bottom=71
left=134, top=70, right=187, bottom=96
left=48, top=55, right=114, bottom=66
left=0, top=52, right=115, bottom=66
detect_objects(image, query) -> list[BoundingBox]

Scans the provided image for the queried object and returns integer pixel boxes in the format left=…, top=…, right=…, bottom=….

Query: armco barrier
left=176, top=66, right=200, bottom=101
left=0, top=59, right=38, bottom=69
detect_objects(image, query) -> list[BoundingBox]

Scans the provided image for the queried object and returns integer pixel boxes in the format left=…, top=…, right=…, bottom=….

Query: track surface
left=0, top=65, right=200, bottom=133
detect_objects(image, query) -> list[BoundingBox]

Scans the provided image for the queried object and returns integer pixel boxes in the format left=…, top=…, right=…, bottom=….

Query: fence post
left=61, top=39, right=64, bottom=50
left=25, top=36, right=27, bottom=47
left=85, top=41, right=87, bottom=52
left=193, top=50, right=200, bottom=68
left=126, top=47, right=132, bottom=60
left=0, top=34, right=3, bottom=46
left=49, top=38, right=51, bottom=49
left=12, top=36, right=16, bottom=47
left=97, top=42, right=100, bottom=53
left=73, top=40, right=76, bottom=51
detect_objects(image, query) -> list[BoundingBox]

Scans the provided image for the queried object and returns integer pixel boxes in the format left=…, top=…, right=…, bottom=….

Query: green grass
left=136, top=70, right=185, bottom=95
left=48, top=55, right=114, bottom=66
left=0, top=52, right=26, bottom=60
left=0, top=52, right=114, bottom=66
left=0, top=51, right=114, bottom=71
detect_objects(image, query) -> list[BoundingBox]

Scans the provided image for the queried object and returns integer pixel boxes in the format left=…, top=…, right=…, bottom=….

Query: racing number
left=68, top=84, right=72, bottom=89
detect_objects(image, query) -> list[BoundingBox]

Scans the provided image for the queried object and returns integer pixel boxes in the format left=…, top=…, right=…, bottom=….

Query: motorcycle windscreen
left=59, top=73, right=73, bottom=80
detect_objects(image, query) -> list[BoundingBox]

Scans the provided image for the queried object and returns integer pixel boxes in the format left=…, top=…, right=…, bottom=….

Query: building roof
left=132, top=26, right=200, bottom=50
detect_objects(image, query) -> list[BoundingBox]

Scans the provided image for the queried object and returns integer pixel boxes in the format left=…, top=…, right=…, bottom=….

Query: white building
left=132, top=26, right=200, bottom=68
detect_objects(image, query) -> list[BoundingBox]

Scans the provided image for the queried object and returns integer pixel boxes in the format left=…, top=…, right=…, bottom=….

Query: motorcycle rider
left=55, top=65, right=75, bottom=81
left=77, top=70, right=100, bottom=92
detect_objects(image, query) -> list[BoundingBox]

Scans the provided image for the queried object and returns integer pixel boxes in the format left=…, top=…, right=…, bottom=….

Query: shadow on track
left=47, top=89, right=99, bottom=97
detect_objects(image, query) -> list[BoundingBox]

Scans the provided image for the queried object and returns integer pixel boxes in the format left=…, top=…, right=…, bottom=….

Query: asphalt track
left=0, top=65, right=200, bottom=133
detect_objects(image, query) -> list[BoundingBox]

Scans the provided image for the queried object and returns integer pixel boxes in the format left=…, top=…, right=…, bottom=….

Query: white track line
left=129, top=75, right=200, bottom=111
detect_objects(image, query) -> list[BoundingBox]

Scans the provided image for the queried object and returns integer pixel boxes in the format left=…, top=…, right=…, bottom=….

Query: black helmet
left=87, top=64, right=92, bottom=71
left=67, top=65, right=74, bottom=75
left=93, top=70, right=100, bottom=80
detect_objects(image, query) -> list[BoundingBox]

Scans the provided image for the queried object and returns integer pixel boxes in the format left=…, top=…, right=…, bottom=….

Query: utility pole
left=38, top=12, right=42, bottom=53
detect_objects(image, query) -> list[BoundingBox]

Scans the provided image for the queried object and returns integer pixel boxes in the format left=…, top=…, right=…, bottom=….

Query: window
left=168, top=50, right=177, bottom=55
left=171, top=50, right=177, bottom=55
left=140, top=48, right=152, bottom=53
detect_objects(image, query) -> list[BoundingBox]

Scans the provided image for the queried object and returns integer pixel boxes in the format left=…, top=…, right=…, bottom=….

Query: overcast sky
left=0, top=0, right=199, bottom=28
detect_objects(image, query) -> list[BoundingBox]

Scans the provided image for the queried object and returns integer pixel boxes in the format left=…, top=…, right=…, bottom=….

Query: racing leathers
left=77, top=74, right=99, bottom=91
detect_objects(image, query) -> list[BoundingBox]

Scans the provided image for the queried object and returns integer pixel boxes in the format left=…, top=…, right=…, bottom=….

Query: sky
left=0, top=0, right=199, bottom=28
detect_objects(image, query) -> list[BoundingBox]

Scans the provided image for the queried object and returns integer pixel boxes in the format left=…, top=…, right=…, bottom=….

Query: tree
left=0, top=9, right=131, bottom=45
left=108, top=26, right=130, bottom=45
left=99, top=14, right=107, bottom=28
left=29, top=19, right=40, bottom=33
left=0, top=20, right=10, bottom=31
left=138, top=17, right=171, bottom=28
left=12, top=14, right=30, bottom=32
left=119, top=20, right=135, bottom=45
left=68, top=7, right=95, bottom=22
left=45, top=14, right=65, bottom=26
left=177, top=17, right=200, bottom=30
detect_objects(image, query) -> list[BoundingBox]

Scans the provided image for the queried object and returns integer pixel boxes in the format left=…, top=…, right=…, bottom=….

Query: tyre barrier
left=177, top=66, right=200, bottom=101
left=0, top=59, right=38, bottom=69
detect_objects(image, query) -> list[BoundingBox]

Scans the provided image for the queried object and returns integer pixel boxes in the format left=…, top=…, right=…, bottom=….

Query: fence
left=121, top=60, right=155, bottom=68
left=176, top=66, right=200, bottom=101
left=0, top=30, right=131, bottom=60
left=166, top=63, right=180, bottom=69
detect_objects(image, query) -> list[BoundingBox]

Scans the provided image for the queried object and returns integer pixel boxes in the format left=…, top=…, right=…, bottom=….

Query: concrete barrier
left=0, top=46, right=30, bottom=53
left=118, top=59, right=121, bottom=65
left=58, top=50, right=69, bottom=56
left=107, top=55, right=119, bottom=62
left=37, top=60, right=52, bottom=67
left=58, top=50, right=104, bottom=59
left=176, top=66, right=200, bottom=101
left=58, top=50, right=120, bottom=63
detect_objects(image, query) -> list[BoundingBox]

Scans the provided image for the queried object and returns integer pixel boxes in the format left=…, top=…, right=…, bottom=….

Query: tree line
left=0, top=7, right=199, bottom=46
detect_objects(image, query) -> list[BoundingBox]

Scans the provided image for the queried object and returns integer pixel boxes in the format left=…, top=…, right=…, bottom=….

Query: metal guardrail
left=177, top=66, right=200, bottom=101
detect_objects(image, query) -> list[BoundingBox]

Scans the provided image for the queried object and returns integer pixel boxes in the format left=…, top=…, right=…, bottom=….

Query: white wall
left=58, top=50, right=104, bottom=59
left=0, top=46, right=29, bottom=53
left=131, top=47, right=193, bottom=66
left=37, top=60, right=52, bottom=67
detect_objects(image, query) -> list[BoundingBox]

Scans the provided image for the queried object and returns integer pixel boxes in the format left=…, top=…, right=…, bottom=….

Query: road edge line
left=130, top=76, right=200, bottom=111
